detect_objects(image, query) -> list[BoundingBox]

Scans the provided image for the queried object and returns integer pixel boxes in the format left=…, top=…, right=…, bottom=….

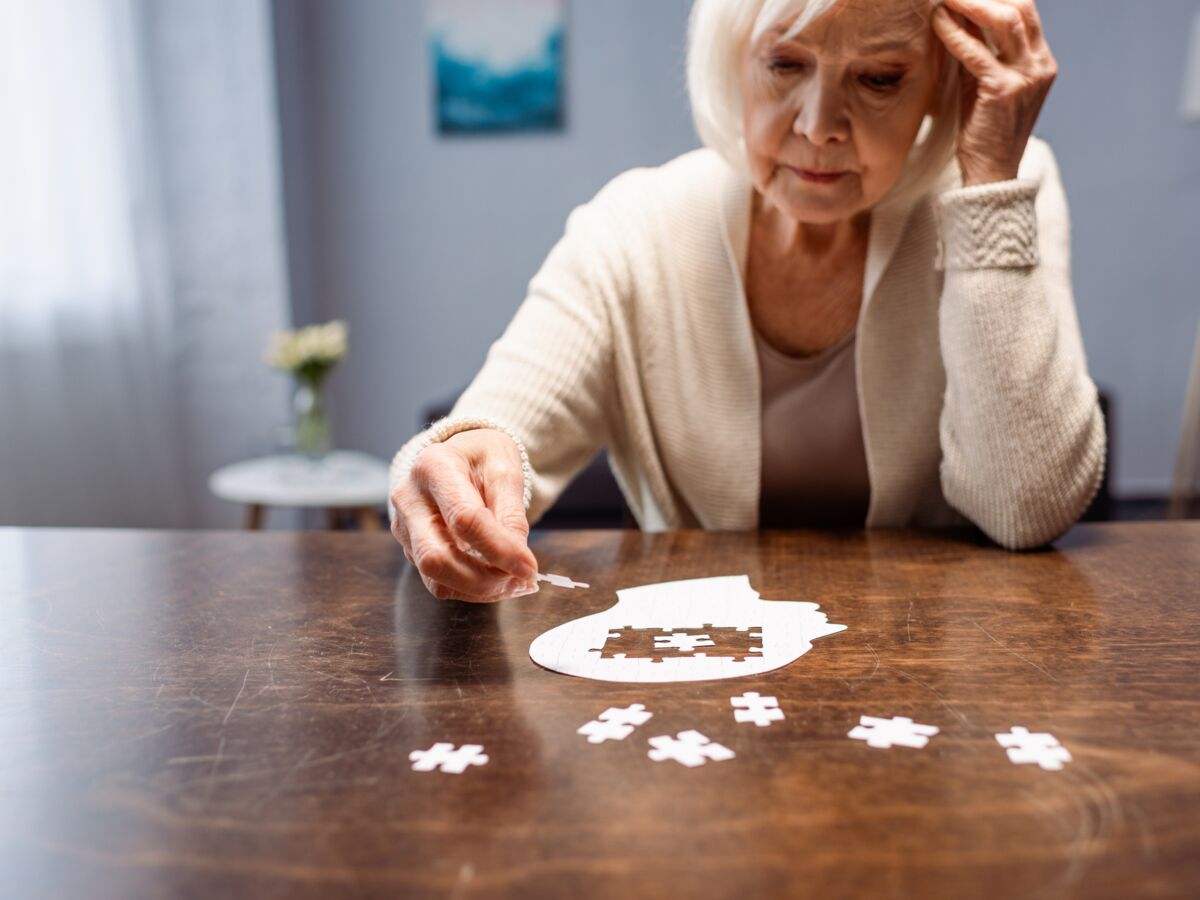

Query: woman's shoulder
left=582, top=147, right=733, bottom=221
left=550, top=149, right=735, bottom=311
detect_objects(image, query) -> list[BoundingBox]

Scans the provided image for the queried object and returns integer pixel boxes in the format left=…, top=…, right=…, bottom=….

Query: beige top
left=755, top=326, right=870, bottom=528
left=390, top=137, right=1106, bottom=550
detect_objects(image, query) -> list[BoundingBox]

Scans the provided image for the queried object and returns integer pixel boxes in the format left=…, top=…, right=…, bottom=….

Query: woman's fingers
left=477, top=453, right=538, bottom=574
left=423, top=575, right=531, bottom=604
left=994, top=0, right=1045, bottom=46
left=415, top=448, right=535, bottom=581
left=405, top=497, right=528, bottom=600
left=932, top=5, right=1002, bottom=79
left=391, top=428, right=538, bottom=602
left=394, top=471, right=520, bottom=600
left=932, top=0, right=1055, bottom=186
left=939, top=0, right=1029, bottom=63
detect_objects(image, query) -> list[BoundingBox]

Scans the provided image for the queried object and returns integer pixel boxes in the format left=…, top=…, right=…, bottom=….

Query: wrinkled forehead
left=756, top=0, right=933, bottom=54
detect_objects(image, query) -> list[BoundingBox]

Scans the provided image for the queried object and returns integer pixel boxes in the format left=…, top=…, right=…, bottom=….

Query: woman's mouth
left=789, top=166, right=849, bottom=184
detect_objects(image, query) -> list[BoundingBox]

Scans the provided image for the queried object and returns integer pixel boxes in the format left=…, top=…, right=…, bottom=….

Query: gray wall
left=1035, top=1, right=1200, bottom=495
left=274, top=0, right=1200, bottom=499
left=274, top=0, right=698, bottom=474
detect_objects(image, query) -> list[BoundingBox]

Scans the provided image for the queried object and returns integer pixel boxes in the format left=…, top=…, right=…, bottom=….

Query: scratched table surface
left=1, top=523, right=1198, bottom=899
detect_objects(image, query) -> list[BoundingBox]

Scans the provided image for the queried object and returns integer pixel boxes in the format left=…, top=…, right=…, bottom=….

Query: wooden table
left=1, top=523, right=1198, bottom=898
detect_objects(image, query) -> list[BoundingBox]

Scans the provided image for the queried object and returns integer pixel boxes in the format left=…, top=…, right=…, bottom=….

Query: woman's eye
left=861, top=73, right=903, bottom=91
left=767, top=58, right=804, bottom=72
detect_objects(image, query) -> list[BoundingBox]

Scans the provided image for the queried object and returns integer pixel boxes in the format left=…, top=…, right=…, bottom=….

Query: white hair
left=686, top=0, right=962, bottom=208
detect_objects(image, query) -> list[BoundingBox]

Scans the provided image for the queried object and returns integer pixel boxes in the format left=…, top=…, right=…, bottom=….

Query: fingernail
left=502, top=578, right=539, bottom=598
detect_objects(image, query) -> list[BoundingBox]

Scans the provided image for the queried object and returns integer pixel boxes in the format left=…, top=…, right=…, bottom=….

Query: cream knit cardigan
left=390, top=137, right=1106, bottom=550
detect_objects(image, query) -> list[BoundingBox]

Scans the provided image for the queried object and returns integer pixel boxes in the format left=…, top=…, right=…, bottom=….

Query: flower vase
left=293, top=380, right=332, bottom=460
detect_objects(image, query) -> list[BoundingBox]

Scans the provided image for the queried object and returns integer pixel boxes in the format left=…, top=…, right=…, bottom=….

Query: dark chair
left=1079, top=388, right=1113, bottom=522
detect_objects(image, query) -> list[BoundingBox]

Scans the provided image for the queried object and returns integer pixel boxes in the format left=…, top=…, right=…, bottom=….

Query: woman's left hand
left=931, top=0, right=1058, bottom=186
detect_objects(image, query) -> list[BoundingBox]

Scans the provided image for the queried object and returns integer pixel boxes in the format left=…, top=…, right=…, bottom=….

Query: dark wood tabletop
left=1, top=522, right=1198, bottom=899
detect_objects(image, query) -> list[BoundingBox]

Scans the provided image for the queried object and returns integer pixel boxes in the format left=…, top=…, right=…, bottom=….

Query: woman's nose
left=792, top=81, right=850, bottom=145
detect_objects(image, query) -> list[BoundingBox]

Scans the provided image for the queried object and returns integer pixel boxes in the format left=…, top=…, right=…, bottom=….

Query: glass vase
left=293, top=380, right=332, bottom=460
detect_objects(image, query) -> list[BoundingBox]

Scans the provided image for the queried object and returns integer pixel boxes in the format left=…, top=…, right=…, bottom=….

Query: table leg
left=356, top=507, right=382, bottom=531
left=244, top=504, right=265, bottom=530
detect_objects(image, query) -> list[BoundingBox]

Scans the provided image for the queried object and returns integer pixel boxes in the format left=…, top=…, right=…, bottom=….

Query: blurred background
left=1, top=0, right=1198, bottom=531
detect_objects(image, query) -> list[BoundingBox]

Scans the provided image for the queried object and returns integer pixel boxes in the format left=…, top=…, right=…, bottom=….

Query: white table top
left=208, top=451, right=390, bottom=508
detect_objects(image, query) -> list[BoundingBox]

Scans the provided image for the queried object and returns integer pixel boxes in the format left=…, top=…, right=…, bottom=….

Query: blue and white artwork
left=429, top=0, right=564, bottom=134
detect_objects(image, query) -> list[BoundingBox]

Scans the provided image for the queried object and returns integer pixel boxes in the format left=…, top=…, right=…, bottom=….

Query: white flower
left=265, top=320, right=349, bottom=373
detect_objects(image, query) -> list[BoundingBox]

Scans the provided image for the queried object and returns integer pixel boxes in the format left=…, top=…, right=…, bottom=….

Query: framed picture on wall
left=429, top=0, right=565, bottom=134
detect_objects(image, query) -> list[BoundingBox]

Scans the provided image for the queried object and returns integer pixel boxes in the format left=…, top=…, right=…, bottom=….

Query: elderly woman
left=389, top=0, right=1105, bottom=602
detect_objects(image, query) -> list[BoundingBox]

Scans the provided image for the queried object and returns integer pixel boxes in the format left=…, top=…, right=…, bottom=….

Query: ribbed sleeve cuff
left=934, top=179, right=1040, bottom=271
left=387, top=416, right=534, bottom=527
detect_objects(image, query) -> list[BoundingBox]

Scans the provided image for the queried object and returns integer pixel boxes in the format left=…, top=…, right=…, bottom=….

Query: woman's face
left=739, top=0, right=944, bottom=224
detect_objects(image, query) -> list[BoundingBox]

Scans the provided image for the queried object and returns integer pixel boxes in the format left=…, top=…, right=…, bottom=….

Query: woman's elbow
left=961, top=417, right=1107, bottom=551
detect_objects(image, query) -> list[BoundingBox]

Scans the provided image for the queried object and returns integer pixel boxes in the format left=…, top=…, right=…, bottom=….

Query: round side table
left=208, top=450, right=390, bottom=530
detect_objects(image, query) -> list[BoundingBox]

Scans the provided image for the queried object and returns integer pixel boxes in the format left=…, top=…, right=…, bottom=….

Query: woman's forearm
left=935, top=147, right=1105, bottom=549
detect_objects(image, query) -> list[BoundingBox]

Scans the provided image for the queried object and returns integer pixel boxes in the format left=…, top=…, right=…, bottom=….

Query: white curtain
left=0, top=0, right=292, bottom=527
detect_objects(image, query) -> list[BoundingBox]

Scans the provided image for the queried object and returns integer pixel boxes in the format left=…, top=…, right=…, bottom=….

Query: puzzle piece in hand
left=848, top=715, right=940, bottom=749
left=577, top=703, right=653, bottom=743
left=461, top=548, right=587, bottom=589
left=647, top=730, right=736, bottom=767
left=995, top=726, right=1072, bottom=771
left=538, top=572, right=589, bottom=589
left=409, top=743, right=490, bottom=774
left=731, top=691, right=785, bottom=726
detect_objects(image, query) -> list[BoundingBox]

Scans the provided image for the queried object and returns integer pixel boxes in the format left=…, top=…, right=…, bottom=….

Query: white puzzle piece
left=409, top=742, right=490, bottom=774
left=462, top=547, right=588, bottom=589
left=848, top=715, right=940, bottom=749
left=577, top=703, right=653, bottom=743
left=528, top=574, right=846, bottom=683
left=731, top=692, right=785, bottom=726
left=995, top=726, right=1072, bottom=771
left=537, top=572, right=589, bottom=589
left=647, top=730, right=735, bottom=767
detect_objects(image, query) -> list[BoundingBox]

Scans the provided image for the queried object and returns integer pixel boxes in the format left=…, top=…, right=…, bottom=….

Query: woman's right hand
left=390, top=429, right=539, bottom=602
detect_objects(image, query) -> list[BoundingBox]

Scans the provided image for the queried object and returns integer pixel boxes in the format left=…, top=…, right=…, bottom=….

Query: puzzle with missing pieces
left=529, top=574, right=846, bottom=683
left=422, top=573, right=1078, bottom=778
left=593, top=624, right=764, bottom=663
